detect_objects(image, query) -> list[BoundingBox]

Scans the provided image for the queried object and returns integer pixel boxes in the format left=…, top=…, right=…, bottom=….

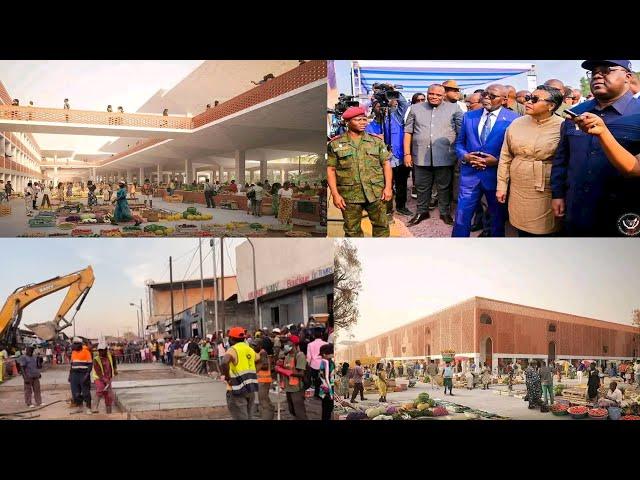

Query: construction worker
left=17, top=346, right=42, bottom=407
left=279, top=335, right=308, bottom=420
left=92, top=341, right=118, bottom=414
left=220, top=326, right=259, bottom=420
left=69, top=337, right=93, bottom=414
left=254, top=338, right=274, bottom=420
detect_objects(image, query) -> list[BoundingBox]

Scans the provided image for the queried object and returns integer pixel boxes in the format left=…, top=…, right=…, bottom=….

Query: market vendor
left=598, top=381, right=623, bottom=408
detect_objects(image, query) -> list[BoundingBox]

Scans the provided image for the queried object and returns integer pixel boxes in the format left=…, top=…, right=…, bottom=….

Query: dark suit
left=452, top=107, right=519, bottom=237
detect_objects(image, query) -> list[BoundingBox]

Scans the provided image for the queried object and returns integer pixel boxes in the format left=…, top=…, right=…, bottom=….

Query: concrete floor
left=0, top=361, right=322, bottom=420
left=0, top=196, right=316, bottom=237
left=339, top=380, right=575, bottom=420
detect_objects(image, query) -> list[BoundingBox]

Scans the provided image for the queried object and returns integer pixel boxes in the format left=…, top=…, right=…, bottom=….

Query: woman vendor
left=376, top=362, right=388, bottom=403
left=112, top=181, right=142, bottom=225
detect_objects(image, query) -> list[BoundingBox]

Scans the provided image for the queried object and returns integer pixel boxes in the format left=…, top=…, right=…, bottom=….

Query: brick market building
left=338, top=297, right=639, bottom=371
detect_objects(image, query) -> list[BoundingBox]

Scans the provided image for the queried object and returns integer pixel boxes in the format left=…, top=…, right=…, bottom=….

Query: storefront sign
left=247, top=264, right=333, bottom=300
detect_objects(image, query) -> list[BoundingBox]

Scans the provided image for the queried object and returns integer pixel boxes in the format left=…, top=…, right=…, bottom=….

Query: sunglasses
left=586, top=66, right=627, bottom=79
left=524, top=94, right=553, bottom=104
left=479, top=91, right=503, bottom=100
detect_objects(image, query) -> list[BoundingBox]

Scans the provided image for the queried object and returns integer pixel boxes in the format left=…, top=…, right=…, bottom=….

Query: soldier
left=327, top=106, right=393, bottom=237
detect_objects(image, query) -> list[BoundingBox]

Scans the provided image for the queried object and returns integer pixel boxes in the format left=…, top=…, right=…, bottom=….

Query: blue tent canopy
left=353, top=61, right=534, bottom=99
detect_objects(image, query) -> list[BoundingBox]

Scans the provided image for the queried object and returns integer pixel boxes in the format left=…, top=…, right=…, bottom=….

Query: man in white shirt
left=635, top=360, right=640, bottom=387
left=250, top=182, right=264, bottom=216
left=24, top=182, right=35, bottom=216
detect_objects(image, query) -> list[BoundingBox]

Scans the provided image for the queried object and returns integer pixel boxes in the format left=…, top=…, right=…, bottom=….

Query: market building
left=0, top=82, right=44, bottom=192
left=338, top=297, right=639, bottom=370
left=235, top=238, right=334, bottom=329
left=146, top=276, right=240, bottom=339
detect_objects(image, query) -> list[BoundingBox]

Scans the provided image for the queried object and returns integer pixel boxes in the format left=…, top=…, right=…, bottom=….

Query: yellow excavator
left=0, top=266, right=95, bottom=347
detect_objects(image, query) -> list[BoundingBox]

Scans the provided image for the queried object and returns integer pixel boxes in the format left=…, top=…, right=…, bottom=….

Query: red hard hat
left=228, top=327, right=246, bottom=339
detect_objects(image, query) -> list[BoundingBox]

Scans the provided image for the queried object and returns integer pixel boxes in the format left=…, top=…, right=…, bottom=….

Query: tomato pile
left=567, top=406, right=588, bottom=415
left=550, top=403, right=569, bottom=412
left=588, top=408, right=608, bottom=418
left=621, top=415, right=640, bottom=420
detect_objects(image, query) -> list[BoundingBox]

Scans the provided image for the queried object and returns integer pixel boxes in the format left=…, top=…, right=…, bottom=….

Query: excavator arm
left=0, top=266, right=95, bottom=346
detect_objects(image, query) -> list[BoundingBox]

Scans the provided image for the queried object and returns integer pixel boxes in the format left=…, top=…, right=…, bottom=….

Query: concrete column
left=280, top=169, right=285, bottom=184
left=234, top=150, right=246, bottom=185
left=260, top=159, right=268, bottom=183
left=302, top=287, right=309, bottom=324
left=92, top=167, right=96, bottom=181
left=126, top=170, right=132, bottom=183
left=156, top=165, right=161, bottom=185
left=139, top=167, right=145, bottom=184
left=184, top=159, right=193, bottom=183
left=249, top=170, right=254, bottom=183
left=218, top=165, right=224, bottom=182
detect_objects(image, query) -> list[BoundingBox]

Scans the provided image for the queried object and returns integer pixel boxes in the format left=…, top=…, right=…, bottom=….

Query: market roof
left=147, top=275, right=236, bottom=291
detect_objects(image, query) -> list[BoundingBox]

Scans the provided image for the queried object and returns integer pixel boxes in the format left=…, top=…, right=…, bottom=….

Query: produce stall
left=335, top=391, right=509, bottom=421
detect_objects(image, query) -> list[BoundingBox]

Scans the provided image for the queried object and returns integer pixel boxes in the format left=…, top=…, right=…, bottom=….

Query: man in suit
left=404, top=84, right=463, bottom=226
left=452, top=84, right=519, bottom=237
left=551, top=60, right=640, bottom=236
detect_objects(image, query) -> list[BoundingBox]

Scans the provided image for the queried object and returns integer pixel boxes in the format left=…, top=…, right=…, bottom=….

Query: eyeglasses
left=479, top=91, right=503, bottom=100
left=524, top=94, right=553, bottom=104
left=586, top=66, right=627, bottom=79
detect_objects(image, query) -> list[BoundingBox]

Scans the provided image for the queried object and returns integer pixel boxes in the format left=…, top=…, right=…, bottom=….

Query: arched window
left=548, top=323, right=557, bottom=332
left=480, top=314, right=492, bottom=325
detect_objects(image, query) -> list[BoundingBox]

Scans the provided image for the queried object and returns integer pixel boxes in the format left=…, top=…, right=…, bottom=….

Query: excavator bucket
left=24, top=321, right=61, bottom=341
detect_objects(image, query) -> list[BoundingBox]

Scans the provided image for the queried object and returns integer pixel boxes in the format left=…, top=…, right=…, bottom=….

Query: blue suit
left=452, top=107, right=519, bottom=237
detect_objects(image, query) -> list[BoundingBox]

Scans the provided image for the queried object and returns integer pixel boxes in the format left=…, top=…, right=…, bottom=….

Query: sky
left=333, top=60, right=640, bottom=97
left=0, top=238, right=244, bottom=339
left=0, top=60, right=203, bottom=154
left=343, top=239, right=640, bottom=343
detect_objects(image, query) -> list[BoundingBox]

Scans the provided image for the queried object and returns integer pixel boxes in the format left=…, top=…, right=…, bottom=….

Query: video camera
left=327, top=93, right=360, bottom=117
left=327, top=93, right=359, bottom=138
left=371, top=83, right=402, bottom=108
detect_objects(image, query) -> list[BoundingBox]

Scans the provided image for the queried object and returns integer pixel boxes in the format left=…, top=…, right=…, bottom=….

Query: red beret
left=342, top=106, right=367, bottom=121
left=288, top=335, right=300, bottom=345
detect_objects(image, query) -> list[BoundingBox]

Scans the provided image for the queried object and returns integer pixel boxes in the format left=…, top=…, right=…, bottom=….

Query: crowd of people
left=0, top=318, right=337, bottom=420
left=328, top=59, right=640, bottom=237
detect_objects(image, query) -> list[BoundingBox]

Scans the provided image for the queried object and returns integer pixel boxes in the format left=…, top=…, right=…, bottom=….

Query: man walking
left=350, top=359, right=366, bottom=403
left=204, top=178, right=216, bottom=208
left=220, top=327, right=258, bottom=420
left=443, top=361, right=454, bottom=395
left=404, top=84, right=463, bottom=226
left=539, top=361, right=554, bottom=405
left=251, top=182, right=264, bottom=216
left=18, top=347, right=42, bottom=408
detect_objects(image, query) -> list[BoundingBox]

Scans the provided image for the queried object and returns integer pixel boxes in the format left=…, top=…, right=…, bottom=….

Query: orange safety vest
left=257, top=370, right=272, bottom=383
left=287, top=355, right=299, bottom=386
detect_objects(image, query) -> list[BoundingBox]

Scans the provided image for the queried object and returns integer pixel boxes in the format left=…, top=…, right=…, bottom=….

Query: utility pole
left=220, top=237, right=225, bottom=334
left=169, top=256, right=175, bottom=338
left=139, top=299, right=144, bottom=340
left=211, top=239, right=219, bottom=337
left=199, top=239, right=206, bottom=337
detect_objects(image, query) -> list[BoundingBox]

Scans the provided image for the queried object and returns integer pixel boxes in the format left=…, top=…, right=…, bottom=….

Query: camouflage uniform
left=327, top=132, right=391, bottom=237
